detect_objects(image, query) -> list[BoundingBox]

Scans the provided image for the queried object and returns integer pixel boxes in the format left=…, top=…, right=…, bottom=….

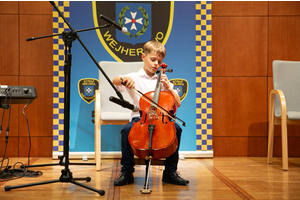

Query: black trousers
left=120, top=117, right=182, bottom=173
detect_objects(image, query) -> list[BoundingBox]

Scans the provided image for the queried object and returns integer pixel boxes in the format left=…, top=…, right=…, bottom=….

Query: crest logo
left=78, top=78, right=99, bottom=104
left=170, top=79, right=188, bottom=101
left=116, top=3, right=151, bottom=44
left=93, top=1, right=174, bottom=62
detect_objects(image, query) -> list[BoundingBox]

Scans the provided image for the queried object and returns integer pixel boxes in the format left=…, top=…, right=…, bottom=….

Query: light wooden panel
left=268, top=16, right=300, bottom=76
left=287, top=137, right=300, bottom=157
left=212, top=17, right=268, bottom=77
left=0, top=105, right=19, bottom=138
left=0, top=79, right=18, bottom=165
left=212, top=1, right=268, bottom=16
left=212, top=1, right=300, bottom=157
left=0, top=1, right=53, bottom=157
left=212, top=137, right=268, bottom=157
left=0, top=1, right=18, bottom=14
left=19, top=1, right=52, bottom=15
left=213, top=137, right=240, bottom=157
left=271, top=137, right=300, bottom=157
left=0, top=15, right=19, bottom=76
left=269, top=1, right=300, bottom=16
left=212, top=77, right=268, bottom=137
left=0, top=76, right=19, bottom=137
left=18, top=76, right=53, bottom=137
left=19, top=136, right=53, bottom=157
left=19, top=15, right=53, bottom=76
left=0, top=137, right=19, bottom=157
left=274, top=126, right=300, bottom=138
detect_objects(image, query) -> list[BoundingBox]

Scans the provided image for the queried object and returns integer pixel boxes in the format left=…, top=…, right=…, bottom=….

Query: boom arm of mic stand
left=28, top=1, right=126, bottom=101
left=26, top=25, right=111, bottom=41
left=50, top=1, right=124, bottom=101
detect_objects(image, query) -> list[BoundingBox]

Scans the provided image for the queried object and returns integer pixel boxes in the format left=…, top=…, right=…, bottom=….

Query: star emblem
left=124, top=11, right=143, bottom=30
left=85, top=87, right=92, bottom=94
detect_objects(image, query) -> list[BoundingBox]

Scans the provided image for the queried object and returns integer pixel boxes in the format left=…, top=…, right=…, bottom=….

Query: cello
left=127, top=63, right=184, bottom=193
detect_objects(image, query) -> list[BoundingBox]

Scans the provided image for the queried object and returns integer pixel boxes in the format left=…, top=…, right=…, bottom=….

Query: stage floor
left=1, top=157, right=300, bottom=199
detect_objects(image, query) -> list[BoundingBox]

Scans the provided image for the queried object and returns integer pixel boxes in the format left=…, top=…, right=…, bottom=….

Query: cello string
left=120, top=77, right=175, bottom=120
left=129, top=87, right=185, bottom=127
left=134, top=88, right=185, bottom=126
left=119, top=74, right=186, bottom=126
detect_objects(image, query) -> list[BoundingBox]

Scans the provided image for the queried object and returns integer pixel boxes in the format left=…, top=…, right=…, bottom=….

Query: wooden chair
left=94, top=61, right=165, bottom=171
left=267, top=60, right=300, bottom=171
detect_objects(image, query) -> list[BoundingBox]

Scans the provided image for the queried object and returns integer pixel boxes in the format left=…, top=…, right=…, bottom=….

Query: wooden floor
left=1, top=157, right=300, bottom=199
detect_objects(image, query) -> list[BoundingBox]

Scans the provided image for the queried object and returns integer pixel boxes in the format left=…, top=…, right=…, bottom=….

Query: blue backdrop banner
left=52, top=1, right=212, bottom=155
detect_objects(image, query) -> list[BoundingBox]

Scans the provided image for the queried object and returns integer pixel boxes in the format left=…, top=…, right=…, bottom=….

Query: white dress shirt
left=116, top=67, right=175, bottom=119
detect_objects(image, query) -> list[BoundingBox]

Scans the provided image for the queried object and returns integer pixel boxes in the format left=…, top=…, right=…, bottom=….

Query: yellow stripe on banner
left=52, top=1, right=69, bottom=154
left=196, top=1, right=212, bottom=152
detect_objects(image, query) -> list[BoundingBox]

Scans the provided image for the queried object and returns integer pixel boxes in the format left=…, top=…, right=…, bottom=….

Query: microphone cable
left=20, top=91, right=42, bottom=177
left=6, top=89, right=12, bottom=144
left=22, top=92, right=33, bottom=172
left=0, top=89, right=8, bottom=137
left=0, top=90, right=9, bottom=176
left=0, top=89, right=42, bottom=182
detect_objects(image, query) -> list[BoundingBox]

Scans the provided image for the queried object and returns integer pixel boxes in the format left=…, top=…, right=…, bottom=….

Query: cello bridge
left=148, top=110, right=158, bottom=121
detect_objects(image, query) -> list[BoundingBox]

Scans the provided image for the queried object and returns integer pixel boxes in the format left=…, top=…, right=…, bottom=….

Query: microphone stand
left=4, top=1, right=126, bottom=195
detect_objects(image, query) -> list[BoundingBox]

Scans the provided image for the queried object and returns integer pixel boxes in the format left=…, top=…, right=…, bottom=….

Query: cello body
left=128, top=90, right=178, bottom=160
left=126, top=63, right=184, bottom=193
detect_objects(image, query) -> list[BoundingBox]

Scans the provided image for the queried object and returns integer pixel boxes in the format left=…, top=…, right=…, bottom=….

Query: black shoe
left=162, top=170, right=189, bottom=185
left=114, top=170, right=134, bottom=186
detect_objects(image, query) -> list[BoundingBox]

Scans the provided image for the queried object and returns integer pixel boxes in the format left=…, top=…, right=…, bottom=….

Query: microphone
left=99, top=14, right=128, bottom=34
left=109, top=96, right=139, bottom=112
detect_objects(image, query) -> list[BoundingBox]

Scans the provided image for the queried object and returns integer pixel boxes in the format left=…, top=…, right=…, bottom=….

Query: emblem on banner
left=170, top=79, right=188, bottom=101
left=93, top=1, right=174, bottom=62
left=116, top=4, right=151, bottom=44
left=78, top=78, right=99, bottom=104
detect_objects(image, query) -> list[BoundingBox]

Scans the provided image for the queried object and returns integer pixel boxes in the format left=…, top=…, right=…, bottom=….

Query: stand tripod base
left=4, top=168, right=105, bottom=196
left=140, top=188, right=152, bottom=194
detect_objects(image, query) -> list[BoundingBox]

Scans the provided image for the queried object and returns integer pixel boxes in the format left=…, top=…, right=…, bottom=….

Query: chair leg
left=279, top=91, right=288, bottom=171
left=267, top=90, right=289, bottom=170
left=267, top=121, right=274, bottom=164
left=95, top=90, right=101, bottom=171
left=267, top=92, right=275, bottom=164
left=281, top=121, right=288, bottom=171
left=95, top=124, right=101, bottom=171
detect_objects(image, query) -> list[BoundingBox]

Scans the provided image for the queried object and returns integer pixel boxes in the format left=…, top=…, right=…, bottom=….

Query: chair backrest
left=273, top=60, right=300, bottom=119
left=98, top=61, right=144, bottom=121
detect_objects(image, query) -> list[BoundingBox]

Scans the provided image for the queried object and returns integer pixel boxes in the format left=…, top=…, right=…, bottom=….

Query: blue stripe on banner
left=195, top=1, right=212, bottom=151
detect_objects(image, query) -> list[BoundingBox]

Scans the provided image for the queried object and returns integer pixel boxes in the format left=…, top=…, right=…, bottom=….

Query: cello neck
left=151, top=70, right=163, bottom=108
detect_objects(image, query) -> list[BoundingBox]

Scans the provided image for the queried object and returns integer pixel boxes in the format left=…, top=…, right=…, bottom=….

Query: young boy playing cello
left=112, top=40, right=189, bottom=186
